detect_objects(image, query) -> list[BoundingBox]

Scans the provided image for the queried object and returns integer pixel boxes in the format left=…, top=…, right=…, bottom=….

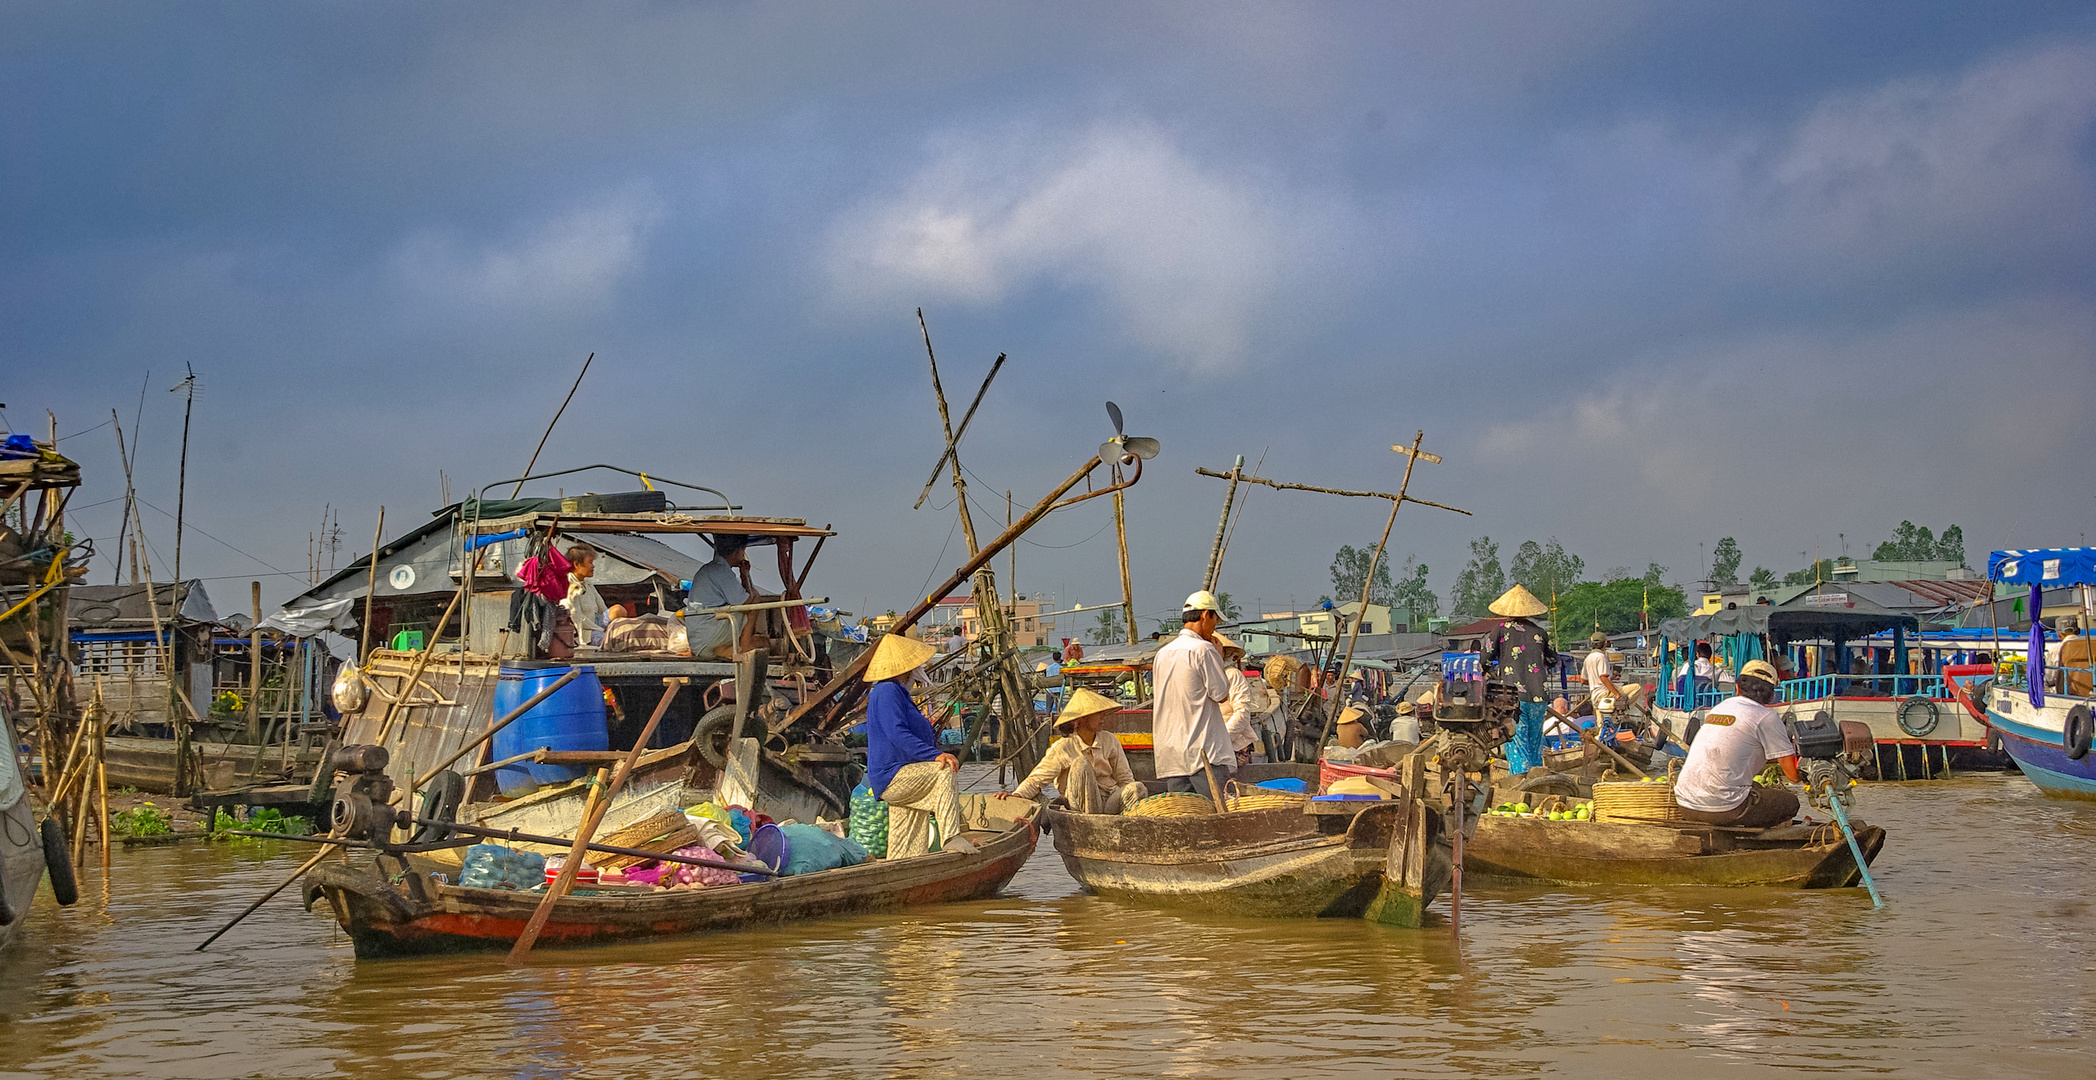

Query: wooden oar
left=1199, top=760, right=1229, bottom=814
left=509, top=677, right=686, bottom=960
left=196, top=845, right=335, bottom=951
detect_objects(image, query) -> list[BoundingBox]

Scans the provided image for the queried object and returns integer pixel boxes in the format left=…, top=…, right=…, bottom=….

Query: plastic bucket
left=742, top=823, right=788, bottom=882
left=490, top=664, right=610, bottom=796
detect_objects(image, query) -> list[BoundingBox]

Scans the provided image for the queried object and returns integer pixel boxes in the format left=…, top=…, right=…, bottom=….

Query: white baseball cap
left=1183, top=590, right=1222, bottom=614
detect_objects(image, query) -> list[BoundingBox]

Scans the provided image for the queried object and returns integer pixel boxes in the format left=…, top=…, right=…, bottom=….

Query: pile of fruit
left=1484, top=800, right=1593, bottom=821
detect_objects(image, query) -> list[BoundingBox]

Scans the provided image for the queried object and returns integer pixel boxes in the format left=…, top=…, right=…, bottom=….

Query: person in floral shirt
left=1481, top=585, right=1557, bottom=775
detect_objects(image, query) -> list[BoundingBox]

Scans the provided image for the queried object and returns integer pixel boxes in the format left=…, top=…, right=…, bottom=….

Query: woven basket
left=1125, top=792, right=1219, bottom=818
left=593, top=810, right=705, bottom=869
left=1590, top=780, right=1687, bottom=824
left=1226, top=791, right=1309, bottom=813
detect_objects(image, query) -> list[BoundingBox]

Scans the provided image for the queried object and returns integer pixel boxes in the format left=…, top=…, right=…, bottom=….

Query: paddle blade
left=1123, top=436, right=1161, bottom=460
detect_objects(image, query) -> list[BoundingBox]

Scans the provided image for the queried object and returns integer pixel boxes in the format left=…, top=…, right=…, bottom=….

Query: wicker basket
left=1126, top=792, right=1218, bottom=817
left=593, top=809, right=705, bottom=869
left=1590, top=780, right=1688, bottom=824
left=1226, top=790, right=1310, bottom=813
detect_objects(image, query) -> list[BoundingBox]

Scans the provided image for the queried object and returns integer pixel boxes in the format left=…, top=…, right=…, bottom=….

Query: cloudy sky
left=7, top=2, right=2094, bottom=631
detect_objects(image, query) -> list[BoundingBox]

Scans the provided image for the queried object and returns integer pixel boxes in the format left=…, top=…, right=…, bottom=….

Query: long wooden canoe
left=1041, top=795, right=1449, bottom=925
left=1461, top=815, right=1885, bottom=888
left=306, top=817, right=1038, bottom=958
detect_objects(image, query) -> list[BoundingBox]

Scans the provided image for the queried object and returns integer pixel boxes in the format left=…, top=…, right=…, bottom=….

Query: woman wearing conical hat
left=863, top=633, right=978, bottom=858
left=995, top=688, right=1148, bottom=815
left=1481, top=584, right=1558, bottom=775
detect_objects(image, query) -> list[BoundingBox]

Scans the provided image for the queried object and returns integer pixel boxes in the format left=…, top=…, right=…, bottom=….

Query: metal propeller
left=1100, top=401, right=1160, bottom=464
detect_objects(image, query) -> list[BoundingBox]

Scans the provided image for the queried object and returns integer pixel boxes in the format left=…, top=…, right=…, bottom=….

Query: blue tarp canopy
left=1989, top=548, right=2096, bottom=587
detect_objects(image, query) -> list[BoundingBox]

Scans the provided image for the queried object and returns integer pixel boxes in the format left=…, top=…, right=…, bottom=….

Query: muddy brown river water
left=2, top=771, right=2091, bottom=1079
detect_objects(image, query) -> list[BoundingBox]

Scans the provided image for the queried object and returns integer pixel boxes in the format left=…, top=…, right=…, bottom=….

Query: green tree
left=1511, top=538, right=1585, bottom=604
left=1748, top=566, right=1778, bottom=593
left=1448, top=536, right=1506, bottom=618
left=1087, top=607, right=1124, bottom=645
left=1328, top=544, right=1395, bottom=607
left=1936, top=525, right=1966, bottom=566
left=1555, top=572, right=1689, bottom=635
left=1215, top=592, right=1243, bottom=620
left=1873, top=521, right=1937, bottom=562
left=1784, top=558, right=1837, bottom=586
left=1710, top=536, right=1743, bottom=588
left=1390, top=556, right=1438, bottom=619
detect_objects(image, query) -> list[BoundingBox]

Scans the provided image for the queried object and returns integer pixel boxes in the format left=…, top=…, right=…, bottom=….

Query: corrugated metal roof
left=68, top=581, right=218, bottom=627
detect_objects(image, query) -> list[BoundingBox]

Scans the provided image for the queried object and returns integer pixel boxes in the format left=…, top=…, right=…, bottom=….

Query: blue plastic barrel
left=490, top=665, right=609, bottom=796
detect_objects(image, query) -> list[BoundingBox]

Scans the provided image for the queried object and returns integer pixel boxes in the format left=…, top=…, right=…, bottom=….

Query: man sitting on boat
left=1152, top=590, right=1236, bottom=801
left=863, top=634, right=979, bottom=857
left=684, top=534, right=758, bottom=660
left=1672, top=659, right=1801, bottom=829
left=998, top=688, right=1146, bottom=814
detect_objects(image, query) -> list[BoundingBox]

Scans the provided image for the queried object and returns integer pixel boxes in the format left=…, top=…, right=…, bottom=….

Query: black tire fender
left=1896, top=696, right=1941, bottom=738
left=411, top=771, right=467, bottom=845
left=2065, top=704, right=2092, bottom=761
left=691, top=704, right=741, bottom=770
left=40, top=816, right=78, bottom=906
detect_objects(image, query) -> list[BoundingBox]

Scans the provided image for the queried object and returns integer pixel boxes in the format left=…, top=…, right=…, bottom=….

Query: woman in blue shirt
left=863, top=634, right=977, bottom=857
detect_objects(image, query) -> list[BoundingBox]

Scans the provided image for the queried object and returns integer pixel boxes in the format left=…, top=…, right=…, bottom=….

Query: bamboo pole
left=510, top=352, right=594, bottom=499
left=1317, top=431, right=1434, bottom=752
left=798, top=452, right=1127, bottom=734
left=358, top=507, right=385, bottom=663
left=246, top=581, right=262, bottom=739
left=1193, top=467, right=1470, bottom=517
left=1113, top=484, right=1137, bottom=646
left=96, top=687, right=110, bottom=871
left=1201, top=456, right=1244, bottom=593
left=510, top=678, right=685, bottom=960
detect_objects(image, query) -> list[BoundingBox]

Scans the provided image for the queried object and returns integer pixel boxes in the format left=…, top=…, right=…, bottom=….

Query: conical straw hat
left=1488, top=584, right=1547, bottom=618
left=1054, top=687, right=1122, bottom=733
left=865, top=633, right=937, bottom=682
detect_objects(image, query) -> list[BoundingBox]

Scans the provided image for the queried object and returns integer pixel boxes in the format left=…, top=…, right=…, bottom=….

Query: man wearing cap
left=998, top=688, right=1146, bottom=814
left=683, top=534, right=758, bottom=660
left=863, top=634, right=979, bottom=857
left=1152, top=590, right=1237, bottom=801
left=1482, top=585, right=1558, bottom=775
left=1673, top=659, right=1801, bottom=828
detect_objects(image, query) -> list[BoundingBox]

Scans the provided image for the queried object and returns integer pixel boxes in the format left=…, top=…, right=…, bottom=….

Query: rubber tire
left=40, top=817, right=78, bottom=907
left=691, top=704, right=742, bottom=770
left=2065, top=704, right=2092, bottom=761
left=412, top=770, right=467, bottom=845
left=1896, top=696, right=1941, bottom=738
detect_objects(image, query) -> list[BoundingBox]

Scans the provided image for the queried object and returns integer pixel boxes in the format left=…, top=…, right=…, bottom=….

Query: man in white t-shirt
left=1674, top=660, right=1800, bottom=828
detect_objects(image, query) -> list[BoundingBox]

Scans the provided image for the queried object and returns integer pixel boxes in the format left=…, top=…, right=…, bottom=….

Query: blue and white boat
left=1979, top=548, right=2096, bottom=800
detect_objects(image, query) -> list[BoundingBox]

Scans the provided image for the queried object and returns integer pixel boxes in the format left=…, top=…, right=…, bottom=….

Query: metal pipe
left=1826, top=795, right=1884, bottom=907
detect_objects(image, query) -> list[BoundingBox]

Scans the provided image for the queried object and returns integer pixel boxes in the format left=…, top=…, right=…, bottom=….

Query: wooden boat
left=1039, top=766, right=1451, bottom=926
left=1462, top=814, right=1885, bottom=888
left=1, top=700, right=58, bottom=947
left=307, top=806, right=1039, bottom=958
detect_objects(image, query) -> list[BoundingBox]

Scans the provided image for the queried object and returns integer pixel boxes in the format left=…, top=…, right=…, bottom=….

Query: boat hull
left=1464, top=816, right=1884, bottom=888
left=308, top=822, right=1038, bottom=958
left=1982, top=688, right=2096, bottom=800
left=1043, top=801, right=1443, bottom=921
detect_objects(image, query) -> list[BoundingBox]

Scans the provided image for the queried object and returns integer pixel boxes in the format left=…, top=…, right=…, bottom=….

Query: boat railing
left=1654, top=687, right=1729, bottom=711
left=1777, top=673, right=1952, bottom=703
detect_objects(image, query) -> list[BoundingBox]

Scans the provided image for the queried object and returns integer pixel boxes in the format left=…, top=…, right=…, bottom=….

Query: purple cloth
left=865, top=680, right=941, bottom=797
left=2029, top=585, right=2047, bottom=708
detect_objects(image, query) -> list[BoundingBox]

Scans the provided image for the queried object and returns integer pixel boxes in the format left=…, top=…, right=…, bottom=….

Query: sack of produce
left=847, top=783, right=890, bottom=859
left=459, top=844, right=546, bottom=890
left=778, top=823, right=869, bottom=876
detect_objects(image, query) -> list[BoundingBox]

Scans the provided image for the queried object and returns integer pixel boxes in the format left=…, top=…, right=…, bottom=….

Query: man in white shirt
left=1673, top=660, right=1800, bottom=828
left=1151, top=590, right=1235, bottom=801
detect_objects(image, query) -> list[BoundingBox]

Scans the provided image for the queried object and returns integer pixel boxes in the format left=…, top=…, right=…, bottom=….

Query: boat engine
left=329, top=743, right=399, bottom=845
left=1788, top=711, right=1871, bottom=812
left=1425, top=677, right=1518, bottom=830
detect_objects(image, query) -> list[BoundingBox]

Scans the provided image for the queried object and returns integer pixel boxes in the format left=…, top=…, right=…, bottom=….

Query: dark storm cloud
left=5, top=2, right=2093, bottom=620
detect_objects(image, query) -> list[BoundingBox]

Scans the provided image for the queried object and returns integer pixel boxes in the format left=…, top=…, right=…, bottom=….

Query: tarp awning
left=1990, top=548, right=2096, bottom=587
left=1659, top=587, right=1918, bottom=643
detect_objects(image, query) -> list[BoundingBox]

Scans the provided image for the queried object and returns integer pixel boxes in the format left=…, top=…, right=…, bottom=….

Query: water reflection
left=0, top=774, right=2090, bottom=1078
